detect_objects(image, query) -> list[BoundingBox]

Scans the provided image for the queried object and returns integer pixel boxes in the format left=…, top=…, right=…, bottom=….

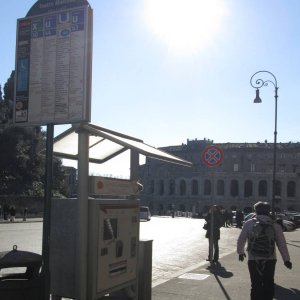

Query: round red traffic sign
left=201, top=145, right=224, bottom=167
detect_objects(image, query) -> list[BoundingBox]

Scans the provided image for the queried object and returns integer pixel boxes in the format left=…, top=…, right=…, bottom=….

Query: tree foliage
left=0, top=126, right=43, bottom=195
left=0, top=72, right=67, bottom=196
left=0, top=71, right=14, bottom=126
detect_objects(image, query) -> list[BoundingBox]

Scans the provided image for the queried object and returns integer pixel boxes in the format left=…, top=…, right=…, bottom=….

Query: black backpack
left=248, top=219, right=275, bottom=258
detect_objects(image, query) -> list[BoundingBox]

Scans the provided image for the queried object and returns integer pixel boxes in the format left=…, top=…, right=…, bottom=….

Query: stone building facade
left=138, top=139, right=300, bottom=215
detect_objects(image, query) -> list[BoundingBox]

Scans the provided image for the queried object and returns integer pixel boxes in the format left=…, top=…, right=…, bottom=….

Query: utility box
left=50, top=198, right=139, bottom=299
left=87, top=199, right=139, bottom=299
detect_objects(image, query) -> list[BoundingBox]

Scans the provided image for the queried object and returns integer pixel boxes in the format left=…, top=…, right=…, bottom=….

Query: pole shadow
left=206, top=262, right=234, bottom=278
left=274, top=284, right=300, bottom=300
left=206, top=262, right=234, bottom=300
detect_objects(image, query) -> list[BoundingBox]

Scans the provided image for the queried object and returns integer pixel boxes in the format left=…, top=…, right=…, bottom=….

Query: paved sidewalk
left=152, top=229, right=300, bottom=300
left=1, top=217, right=299, bottom=299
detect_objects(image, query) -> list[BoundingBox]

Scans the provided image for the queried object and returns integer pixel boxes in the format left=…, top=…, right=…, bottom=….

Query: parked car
left=284, top=212, right=300, bottom=228
left=139, top=206, right=151, bottom=221
left=282, top=220, right=297, bottom=231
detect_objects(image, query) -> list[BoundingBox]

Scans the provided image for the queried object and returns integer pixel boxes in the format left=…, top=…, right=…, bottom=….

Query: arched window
left=180, top=180, right=186, bottom=195
left=204, top=179, right=211, bottom=195
left=244, top=180, right=253, bottom=197
left=217, top=179, right=225, bottom=196
left=230, top=179, right=239, bottom=197
left=258, top=180, right=267, bottom=197
left=287, top=181, right=296, bottom=197
left=192, top=179, right=198, bottom=195
left=159, top=180, right=164, bottom=195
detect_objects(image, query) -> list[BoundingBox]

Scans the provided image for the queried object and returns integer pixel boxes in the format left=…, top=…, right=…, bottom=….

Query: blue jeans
left=248, top=259, right=277, bottom=300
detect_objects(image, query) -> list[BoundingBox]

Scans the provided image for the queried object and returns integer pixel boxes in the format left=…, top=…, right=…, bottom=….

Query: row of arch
left=147, top=178, right=297, bottom=198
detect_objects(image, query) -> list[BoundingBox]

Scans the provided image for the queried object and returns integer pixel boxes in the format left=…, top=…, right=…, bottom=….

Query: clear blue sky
left=1, top=0, right=300, bottom=176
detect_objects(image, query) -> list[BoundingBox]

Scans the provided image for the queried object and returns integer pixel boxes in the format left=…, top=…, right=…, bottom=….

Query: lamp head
left=254, top=89, right=262, bottom=103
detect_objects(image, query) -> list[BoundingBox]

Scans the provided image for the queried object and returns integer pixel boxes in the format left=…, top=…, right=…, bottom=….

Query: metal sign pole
left=130, top=149, right=139, bottom=300
left=201, top=146, right=223, bottom=263
left=209, top=169, right=216, bottom=263
left=41, top=123, right=54, bottom=300
left=76, top=127, right=89, bottom=300
left=209, top=207, right=214, bottom=262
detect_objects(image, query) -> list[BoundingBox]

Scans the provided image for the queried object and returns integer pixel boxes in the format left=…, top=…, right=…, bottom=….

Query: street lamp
left=250, top=70, right=278, bottom=215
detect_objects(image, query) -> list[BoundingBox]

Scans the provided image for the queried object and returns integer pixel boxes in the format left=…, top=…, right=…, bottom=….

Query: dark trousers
left=248, top=259, right=276, bottom=300
left=208, top=238, right=219, bottom=261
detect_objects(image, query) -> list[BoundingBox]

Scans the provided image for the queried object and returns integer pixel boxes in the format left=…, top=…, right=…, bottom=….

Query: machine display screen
left=103, top=218, right=118, bottom=240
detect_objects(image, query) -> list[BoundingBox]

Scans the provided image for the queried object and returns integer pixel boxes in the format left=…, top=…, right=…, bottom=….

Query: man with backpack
left=237, top=201, right=292, bottom=300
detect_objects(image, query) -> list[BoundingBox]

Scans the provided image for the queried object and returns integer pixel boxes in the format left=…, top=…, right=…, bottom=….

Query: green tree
left=0, top=126, right=44, bottom=195
left=0, top=71, right=14, bottom=126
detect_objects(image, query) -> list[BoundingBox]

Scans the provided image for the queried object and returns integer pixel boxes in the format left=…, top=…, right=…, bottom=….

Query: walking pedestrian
left=236, top=209, right=244, bottom=228
left=204, top=205, right=223, bottom=263
left=227, top=210, right=233, bottom=227
left=10, top=206, right=16, bottom=222
left=23, top=207, right=28, bottom=221
left=237, top=201, right=292, bottom=300
left=3, top=204, right=9, bottom=220
left=224, top=209, right=231, bottom=227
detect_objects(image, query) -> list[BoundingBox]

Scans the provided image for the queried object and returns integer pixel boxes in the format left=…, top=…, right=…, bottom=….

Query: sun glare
left=143, top=0, right=227, bottom=56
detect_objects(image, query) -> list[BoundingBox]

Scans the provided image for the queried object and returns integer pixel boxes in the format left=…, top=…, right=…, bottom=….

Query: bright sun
left=143, top=0, right=227, bottom=56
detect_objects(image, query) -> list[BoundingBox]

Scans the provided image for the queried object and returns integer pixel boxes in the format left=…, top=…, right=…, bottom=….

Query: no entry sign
left=202, top=145, right=224, bottom=167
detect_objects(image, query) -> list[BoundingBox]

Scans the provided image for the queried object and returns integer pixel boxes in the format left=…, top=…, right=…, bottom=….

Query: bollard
left=138, top=240, right=153, bottom=300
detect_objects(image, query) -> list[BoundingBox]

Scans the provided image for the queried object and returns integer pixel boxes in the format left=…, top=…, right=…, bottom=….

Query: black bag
left=248, top=220, right=275, bottom=258
left=203, top=222, right=208, bottom=230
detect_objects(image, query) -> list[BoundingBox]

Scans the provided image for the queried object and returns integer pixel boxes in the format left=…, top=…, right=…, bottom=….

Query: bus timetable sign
left=14, top=0, right=93, bottom=126
left=201, top=145, right=224, bottom=167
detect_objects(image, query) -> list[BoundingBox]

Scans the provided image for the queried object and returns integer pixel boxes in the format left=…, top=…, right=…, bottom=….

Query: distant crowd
left=0, top=204, right=28, bottom=222
left=221, top=209, right=245, bottom=228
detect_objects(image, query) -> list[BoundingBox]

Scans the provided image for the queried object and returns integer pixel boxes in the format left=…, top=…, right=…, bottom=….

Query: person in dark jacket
left=3, top=204, right=9, bottom=220
left=205, top=205, right=223, bottom=262
left=10, top=206, right=16, bottom=222
left=236, top=210, right=244, bottom=228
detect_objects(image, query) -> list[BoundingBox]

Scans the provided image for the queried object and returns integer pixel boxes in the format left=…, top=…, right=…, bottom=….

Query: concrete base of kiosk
left=138, top=240, right=153, bottom=300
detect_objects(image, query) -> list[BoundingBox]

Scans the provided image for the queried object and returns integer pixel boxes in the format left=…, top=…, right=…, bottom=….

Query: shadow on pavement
left=286, top=242, right=300, bottom=249
left=206, top=262, right=234, bottom=300
left=206, top=262, right=234, bottom=278
left=274, top=284, right=300, bottom=300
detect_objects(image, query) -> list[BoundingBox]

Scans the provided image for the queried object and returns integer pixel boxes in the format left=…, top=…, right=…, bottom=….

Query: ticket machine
left=87, top=199, right=139, bottom=299
left=50, top=178, right=140, bottom=299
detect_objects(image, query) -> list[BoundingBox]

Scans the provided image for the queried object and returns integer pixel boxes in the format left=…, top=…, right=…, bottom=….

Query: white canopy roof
left=53, top=123, right=192, bottom=167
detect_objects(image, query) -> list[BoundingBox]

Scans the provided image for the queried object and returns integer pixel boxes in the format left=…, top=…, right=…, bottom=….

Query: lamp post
left=250, top=70, right=278, bottom=215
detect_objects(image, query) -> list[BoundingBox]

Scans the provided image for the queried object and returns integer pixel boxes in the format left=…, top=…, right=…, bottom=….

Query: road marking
left=178, top=273, right=210, bottom=281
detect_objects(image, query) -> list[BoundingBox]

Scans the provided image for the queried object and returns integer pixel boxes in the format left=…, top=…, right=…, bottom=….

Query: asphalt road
left=0, top=216, right=241, bottom=286
left=140, top=216, right=241, bottom=286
